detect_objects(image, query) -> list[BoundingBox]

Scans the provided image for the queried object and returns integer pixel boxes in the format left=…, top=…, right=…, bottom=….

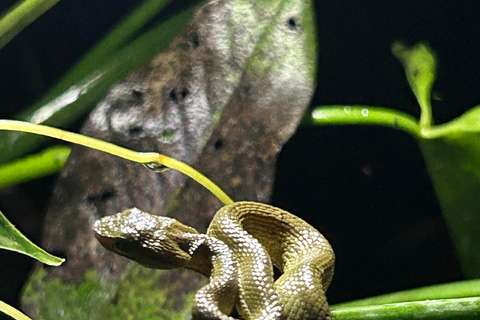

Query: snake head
left=93, top=208, right=199, bottom=269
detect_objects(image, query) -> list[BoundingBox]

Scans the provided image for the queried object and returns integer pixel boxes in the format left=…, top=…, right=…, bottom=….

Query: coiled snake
left=94, top=202, right=335, bottom=319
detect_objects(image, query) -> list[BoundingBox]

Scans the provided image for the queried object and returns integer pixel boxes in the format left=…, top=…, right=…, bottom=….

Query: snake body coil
left=94, top=202, right=335, bottom=319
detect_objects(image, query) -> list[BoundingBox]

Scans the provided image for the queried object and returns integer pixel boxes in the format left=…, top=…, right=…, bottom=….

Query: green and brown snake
left=94, top=202, right=335, bottom=319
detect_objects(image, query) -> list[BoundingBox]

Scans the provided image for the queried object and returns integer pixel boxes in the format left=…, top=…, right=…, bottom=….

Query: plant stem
left=0, top=300, right=33, bottom=320
left=0, top=120, right=233, bottom=205
left=332, top=297, right=480, bottom=320
left=335, top=279, right=480, bottom=308
left=305, top=106, right=421, bottom=138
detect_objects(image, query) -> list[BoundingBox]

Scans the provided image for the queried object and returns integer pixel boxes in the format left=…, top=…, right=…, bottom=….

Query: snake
left=93, top=201, right=335, bottom=319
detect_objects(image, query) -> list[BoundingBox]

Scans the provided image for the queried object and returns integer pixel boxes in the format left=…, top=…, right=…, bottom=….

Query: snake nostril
left=191, top=33, right=200, bottom=48
left=287, top=17, right=300, bottom=30
left=214, top=139, right=223, bottom=150
left=169, top=89, right=178, bottom=103
left=87, top=188, right=117, bottom=203
left=128, top=125, right=143, bottom=135
left=273, top=266, right=282, bottom=280
left=180, top=88, right=189, bottom=99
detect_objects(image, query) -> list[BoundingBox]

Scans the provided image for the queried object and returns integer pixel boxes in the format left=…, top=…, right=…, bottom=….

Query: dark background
left=1, top=0, right=479, bottom=315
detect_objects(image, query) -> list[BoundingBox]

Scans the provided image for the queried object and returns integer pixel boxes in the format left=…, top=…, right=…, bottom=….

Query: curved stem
left=0, top=120, right=233, bottom=205
left=157, top=155, right=233, bottom=205
left=0, top=300, right=33, bottom=320
left=305, top=106, right=421, bottom=138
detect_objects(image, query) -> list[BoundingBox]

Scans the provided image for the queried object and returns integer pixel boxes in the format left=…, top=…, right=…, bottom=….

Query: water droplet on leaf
left=143, top=162, right=170, bottom=173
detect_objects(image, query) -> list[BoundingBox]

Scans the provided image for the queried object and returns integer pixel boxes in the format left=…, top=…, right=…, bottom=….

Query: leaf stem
left=0, top=300, right=33, bottom=320
left=0, top=120, right=233, bottom=205
left=305, top=105, right=421, bottom=138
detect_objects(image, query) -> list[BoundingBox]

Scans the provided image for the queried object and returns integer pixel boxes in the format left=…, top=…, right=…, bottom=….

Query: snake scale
left=94, top=201, right=335, bottom=319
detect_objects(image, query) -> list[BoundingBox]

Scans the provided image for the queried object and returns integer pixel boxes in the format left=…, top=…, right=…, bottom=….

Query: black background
left=1, top=0, right=479, bottom=315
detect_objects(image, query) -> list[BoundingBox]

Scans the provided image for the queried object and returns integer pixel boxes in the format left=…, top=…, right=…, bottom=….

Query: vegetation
left=0, top=0, right=479, bottom=319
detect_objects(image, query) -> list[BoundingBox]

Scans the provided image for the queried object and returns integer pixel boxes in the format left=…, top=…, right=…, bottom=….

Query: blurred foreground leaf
left=0, top=209, right=64, bottom=265
left=0, top=0, right=60, bottom=50
left=307, top=41, right=480, bottom=277
left=0, top=145, right=70, bottom=189
left=0, top=0, right=197, bottom=164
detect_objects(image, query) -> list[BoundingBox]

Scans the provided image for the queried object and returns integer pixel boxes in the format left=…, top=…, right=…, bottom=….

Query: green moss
left=22, top=265, right=197, bottom=320
left=99, top=265, right=196, bottom=320
left=22, top=268, right=117, bottom=320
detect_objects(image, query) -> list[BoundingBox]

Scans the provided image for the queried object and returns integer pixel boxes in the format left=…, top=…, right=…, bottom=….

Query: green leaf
left=392, top=41, right=436, bottom=128
left=419, top=107, right=480, bottom=277
left=0, top=0, right=60, bottom=50
left=0, top=145, right=70, bottom=189
left=0, top=209, right=64, bottom=266
left=0, top=1, right=197, bottom=164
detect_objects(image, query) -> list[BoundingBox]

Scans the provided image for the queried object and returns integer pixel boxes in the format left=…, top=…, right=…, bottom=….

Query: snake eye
left=113, top=239, right=138, bottom=255
left=179, top=240, right=191, bottom=254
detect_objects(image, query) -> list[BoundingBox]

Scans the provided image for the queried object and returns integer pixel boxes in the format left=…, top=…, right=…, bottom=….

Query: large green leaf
left=419, top=107, right=480, bottom=277
left=0, top=209, right=64, bottom=266
left=307, top=42, right=480, bottom=278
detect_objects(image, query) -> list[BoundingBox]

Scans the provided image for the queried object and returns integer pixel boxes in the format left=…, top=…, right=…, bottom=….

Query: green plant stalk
left=335, top=279, right=480, bottom=308
left=0, top=300, right=32, bottom=320
left=332, top=297, right=480, bottom=320
left=305, top=105, right=421, bottom=138
left=0, top=145, right=70, bottom=189
left=0, top=120, right=233, bottom=205
left=0, top=0, right=60, bottom=49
